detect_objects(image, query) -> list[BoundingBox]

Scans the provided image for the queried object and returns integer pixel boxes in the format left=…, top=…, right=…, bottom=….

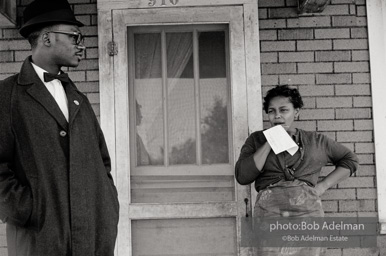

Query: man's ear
left=42, top=32, right=51, bottom=46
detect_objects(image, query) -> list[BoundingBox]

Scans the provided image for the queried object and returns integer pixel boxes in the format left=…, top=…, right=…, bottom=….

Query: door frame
left=367, top=0, right=386, bottom=234
left=97, top=2, right=262, bottom=255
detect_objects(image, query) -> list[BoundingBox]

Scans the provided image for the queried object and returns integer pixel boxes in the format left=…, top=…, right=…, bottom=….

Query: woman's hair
left=263, top=85, right=304, bottom=113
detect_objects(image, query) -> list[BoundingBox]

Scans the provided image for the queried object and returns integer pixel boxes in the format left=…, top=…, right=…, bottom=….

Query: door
left=110, top=5, right=262, bottom=256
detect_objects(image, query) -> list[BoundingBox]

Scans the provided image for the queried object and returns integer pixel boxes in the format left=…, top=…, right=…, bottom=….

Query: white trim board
left=367, top=0, right=386, bottom=234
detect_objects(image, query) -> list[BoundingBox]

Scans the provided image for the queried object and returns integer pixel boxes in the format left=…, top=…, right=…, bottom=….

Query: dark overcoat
left=0, top=57, right=119, bottom=256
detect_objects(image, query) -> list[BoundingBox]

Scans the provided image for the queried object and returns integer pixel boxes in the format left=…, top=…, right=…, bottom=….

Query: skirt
left=253, top=180, right=326, bottom=256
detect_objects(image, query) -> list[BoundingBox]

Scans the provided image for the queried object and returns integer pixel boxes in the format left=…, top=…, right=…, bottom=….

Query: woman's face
left=267, top=96, right=300, bottom=133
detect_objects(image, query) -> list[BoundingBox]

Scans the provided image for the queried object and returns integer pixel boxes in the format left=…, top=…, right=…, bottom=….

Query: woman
left=235, top=85, right=359, bottom=255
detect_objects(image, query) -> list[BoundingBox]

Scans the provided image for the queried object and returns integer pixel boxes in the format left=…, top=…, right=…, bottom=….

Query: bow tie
left=43, top=72, right=70, bottom=84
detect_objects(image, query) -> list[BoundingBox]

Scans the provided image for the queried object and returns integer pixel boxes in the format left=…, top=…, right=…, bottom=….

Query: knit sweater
left=235, top=129, right=359, bottom=192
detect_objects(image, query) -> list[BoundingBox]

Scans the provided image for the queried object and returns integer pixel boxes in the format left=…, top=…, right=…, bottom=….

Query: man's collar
left=17, top=56, right=43, bottom=86
left=31, top=62, right=50, bottom=84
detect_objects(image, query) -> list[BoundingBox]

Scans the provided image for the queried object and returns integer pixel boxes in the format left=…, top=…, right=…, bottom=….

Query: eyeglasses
left=48, top=31, right=84, bottom=45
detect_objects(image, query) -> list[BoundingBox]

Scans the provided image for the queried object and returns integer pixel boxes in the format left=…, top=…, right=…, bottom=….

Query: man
left=0, top=0, right=119, bottom=255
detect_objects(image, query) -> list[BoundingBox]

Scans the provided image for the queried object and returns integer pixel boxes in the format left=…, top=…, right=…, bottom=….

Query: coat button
left=59, top=130, right=67, bottom=137
left=74, top=100, right=79, bottom=105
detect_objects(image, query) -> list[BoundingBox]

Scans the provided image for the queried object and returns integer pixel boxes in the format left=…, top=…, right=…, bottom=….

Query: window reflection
left=167, top=32, right=196, bottom=165
left=199, top=31, right=229, bottom=164
left=136, top=101, right=152, bottom=165
left=134, top=33, right=164, bottom=166
left=130, top=27, right=234, bottom=203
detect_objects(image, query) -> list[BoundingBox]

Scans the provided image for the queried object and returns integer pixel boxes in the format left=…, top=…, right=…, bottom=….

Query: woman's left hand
left=314, top=167, right=351, bottom=197
left=314, top=182, right=328, bottom=196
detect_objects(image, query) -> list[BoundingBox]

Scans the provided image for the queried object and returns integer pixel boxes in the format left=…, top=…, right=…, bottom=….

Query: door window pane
left=130, top=26, right=234, bottom=203
left=167, top=32, right=196, bottom=165
left=199, top=31, right=229, bottom=164
left=134, top=33, right=164, bottom=166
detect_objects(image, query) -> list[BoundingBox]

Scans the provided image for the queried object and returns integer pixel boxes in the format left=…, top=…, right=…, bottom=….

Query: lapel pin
left=74, top=100, right=79, bottom=105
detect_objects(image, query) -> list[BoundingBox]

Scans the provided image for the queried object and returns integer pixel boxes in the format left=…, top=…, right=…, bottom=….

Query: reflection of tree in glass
left=151, top=147, right=165, bottom=165
left=169, top=138, right=196, bottom=165
left=201, top=97, right=228, bottom=164
left=169, top=97, right=228, bottom=165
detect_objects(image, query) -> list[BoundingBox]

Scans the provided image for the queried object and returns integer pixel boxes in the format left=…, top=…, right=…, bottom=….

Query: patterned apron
left=253, top=180, right=326, bottom=256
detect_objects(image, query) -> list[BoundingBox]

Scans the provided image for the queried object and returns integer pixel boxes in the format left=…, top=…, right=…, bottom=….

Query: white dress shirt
left=31, top=63, right=69, bottom=122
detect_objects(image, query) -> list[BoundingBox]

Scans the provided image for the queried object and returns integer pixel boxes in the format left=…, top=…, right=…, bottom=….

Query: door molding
left=98, top=0, right=256, bottom=11
left=98, top=3, right=261, bottom=256
left=367, top=0, right=386, bottom=234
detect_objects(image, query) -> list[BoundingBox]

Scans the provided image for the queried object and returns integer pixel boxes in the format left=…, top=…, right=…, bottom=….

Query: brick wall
left=259, top=0, right=381, bottom=255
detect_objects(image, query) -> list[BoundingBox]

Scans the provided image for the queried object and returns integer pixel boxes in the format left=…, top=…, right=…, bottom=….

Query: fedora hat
left=19, top=0, right=84, bottom=38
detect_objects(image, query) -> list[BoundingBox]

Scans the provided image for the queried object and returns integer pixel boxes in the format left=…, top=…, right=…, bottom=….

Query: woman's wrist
left=314, top=180, right=329, bottom=196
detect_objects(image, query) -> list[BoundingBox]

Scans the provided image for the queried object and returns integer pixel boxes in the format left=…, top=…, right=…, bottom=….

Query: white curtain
left=134, top=32, right=194, bottom=165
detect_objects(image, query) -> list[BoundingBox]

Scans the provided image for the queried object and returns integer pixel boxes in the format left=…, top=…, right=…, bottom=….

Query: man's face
left=47, top=24, right=85, bottom=68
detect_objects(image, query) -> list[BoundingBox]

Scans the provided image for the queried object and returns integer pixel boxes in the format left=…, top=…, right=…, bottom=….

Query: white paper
left=263, top=125, right=299, bottom=155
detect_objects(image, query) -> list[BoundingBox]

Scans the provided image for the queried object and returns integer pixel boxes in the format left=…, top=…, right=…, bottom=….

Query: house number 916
left=148, top=0, right=179, bottom=6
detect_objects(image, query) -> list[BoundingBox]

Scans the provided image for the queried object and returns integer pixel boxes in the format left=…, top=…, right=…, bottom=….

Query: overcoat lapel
left=18, top=58, right=69, bottom=131
left=64, top=82, right=84, bottom=125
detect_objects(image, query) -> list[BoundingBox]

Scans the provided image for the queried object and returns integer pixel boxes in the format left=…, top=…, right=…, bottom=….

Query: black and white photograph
left=0, top=0, right=385, bottom=255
